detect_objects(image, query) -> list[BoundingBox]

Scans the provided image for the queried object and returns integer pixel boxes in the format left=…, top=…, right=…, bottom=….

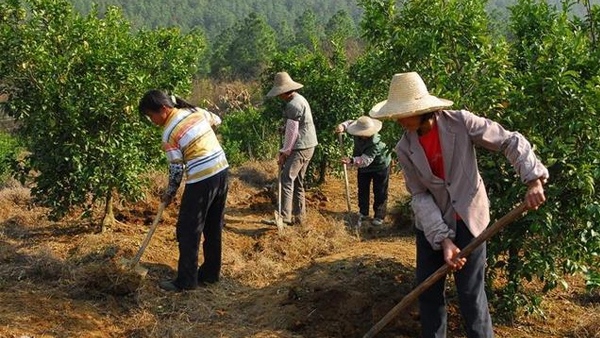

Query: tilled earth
left=0, top=160, right=598, bottom=338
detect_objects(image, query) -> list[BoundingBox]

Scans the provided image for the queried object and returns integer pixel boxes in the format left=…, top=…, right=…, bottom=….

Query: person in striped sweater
left=139, top=90, right=229, bottom=292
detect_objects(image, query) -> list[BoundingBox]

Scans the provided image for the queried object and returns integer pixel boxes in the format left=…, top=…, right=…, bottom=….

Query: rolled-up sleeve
left=501, top=132, right=549, bottom=183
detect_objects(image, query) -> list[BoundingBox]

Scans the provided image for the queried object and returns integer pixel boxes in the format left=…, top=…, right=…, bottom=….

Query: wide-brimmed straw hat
left=369, top=72, right=453, bottom=119
left=266, top=72, right=304, bottom=97
left=346, top=116, right=382, bottom=137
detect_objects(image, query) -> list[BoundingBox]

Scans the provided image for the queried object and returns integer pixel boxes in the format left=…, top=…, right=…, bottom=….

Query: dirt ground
left=0, top=160, right=598, bottom=338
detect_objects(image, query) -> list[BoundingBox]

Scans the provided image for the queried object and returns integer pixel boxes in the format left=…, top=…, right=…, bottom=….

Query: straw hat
left=346, top=116, right=382, bottom=137
left=369, top=72, right=453, bottom=119
left=266, top=72, right=304, bottom=97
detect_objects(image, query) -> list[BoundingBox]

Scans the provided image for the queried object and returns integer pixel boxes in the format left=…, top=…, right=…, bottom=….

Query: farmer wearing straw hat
left=370, top=72, right=548, bottom=337
left=267, top=72, right=318, bottom=226
left=335, top=116, right=391, bottom=226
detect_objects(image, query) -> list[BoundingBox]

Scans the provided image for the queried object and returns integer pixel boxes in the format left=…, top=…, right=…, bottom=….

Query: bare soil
left=0, top=160, right=598, bottom=338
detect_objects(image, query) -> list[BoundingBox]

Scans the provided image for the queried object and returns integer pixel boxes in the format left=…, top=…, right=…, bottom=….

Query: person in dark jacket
left=335, top=116, right=391, bottom=226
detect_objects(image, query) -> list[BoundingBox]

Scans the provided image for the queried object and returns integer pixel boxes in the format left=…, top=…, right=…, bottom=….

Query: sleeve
left=339, top=120, right=353, bottom=131
left=280, top=119, right=299, bottom=155
left=162, top=136, right=184, bottom=199
left=162, top=138, right=183, bottom=165
left=164, top=163, right=184, bottom=199
left=353, top=140, right=377, bottom=168
left=396, top=140, right=454, bottom=250
left=203, top=109, right=222, bottom=127
left=352, top=155, right=374, bottom=168
left=460, top=110, right=549, bottom=183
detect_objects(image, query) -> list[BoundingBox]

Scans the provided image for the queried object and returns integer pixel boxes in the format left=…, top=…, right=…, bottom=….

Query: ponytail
left=139, top=89, right=197, bottom=115
left=171, top=95, right=196, bottom=109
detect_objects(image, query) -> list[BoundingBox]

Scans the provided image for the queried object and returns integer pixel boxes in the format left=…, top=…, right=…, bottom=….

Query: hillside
left=68, top=0, right=363, bottom=39
left=66, top=0, right=596, bottom=40
left=0, top=160, right=598, bottom=337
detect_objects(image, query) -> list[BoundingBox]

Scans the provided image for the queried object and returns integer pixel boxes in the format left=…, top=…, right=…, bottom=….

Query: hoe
left=119, top=202, right=166, bottom=277
left=363, top=202, right=528, bottom=338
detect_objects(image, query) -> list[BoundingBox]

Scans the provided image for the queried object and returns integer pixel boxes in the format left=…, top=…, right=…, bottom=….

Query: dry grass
left=224, top=214, right=355, bottom=288
left=570, top=309, right=600, bottom=337
left=0, top=161, right=598, bottom=338
left=190, top=78, right=261, bottom=115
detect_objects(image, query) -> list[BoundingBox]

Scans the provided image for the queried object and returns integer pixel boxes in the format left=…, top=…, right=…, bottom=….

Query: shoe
left=359, top=214, right=368, bottom=221
left=198, top=275, right=219, bottom=285
left=262, top=219, right=276, bottom=225
left=159, top=280, right=183, bottom=292
left=198, top=279, right=219, bottom=287
left=198, top=269, right=219, bottom=286
left=262, top=218, right=293, bottom=226
left=292, top=215, right=305, bottom=226
left=372, top=218, right=383, bottom=226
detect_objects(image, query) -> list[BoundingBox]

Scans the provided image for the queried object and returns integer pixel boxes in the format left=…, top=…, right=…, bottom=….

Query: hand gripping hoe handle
left=362, top=202, right=528, bottom=338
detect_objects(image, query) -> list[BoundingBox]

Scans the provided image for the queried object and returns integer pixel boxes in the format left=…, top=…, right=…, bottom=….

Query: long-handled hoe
left=261, top=166, right=285, bottom=232
left=274, top=167, right=285, bottom=232
left=338, top=133, right=360, bottom=233
left=119, top=202, right=166, bottom=278
left=362, top=202, right=529, bottom=338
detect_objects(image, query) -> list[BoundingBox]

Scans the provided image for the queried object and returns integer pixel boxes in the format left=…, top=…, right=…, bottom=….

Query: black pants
left=174, top=169, right=228, bottom=289
left=357, top=166, right=389, bottom=219
left=416, top=220, right=493, bottom=338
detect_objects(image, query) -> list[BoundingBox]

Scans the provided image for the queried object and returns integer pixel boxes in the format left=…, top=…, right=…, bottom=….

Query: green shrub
left=0, top=131, right=21, bottom=183
left=219, top=106, right=279, bottom=166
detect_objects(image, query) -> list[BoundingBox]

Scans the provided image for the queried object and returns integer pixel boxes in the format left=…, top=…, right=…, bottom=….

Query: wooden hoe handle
left=362, top=202, right=528, bottom=338
left=338, top=133, right=352, bottom=212
left=129, top=202, right=167, bottom=267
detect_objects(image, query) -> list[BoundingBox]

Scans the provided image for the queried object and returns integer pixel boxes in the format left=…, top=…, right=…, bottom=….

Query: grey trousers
left=416, top=220, right=494, bottom=338
left=280, top=147, right=315, bottom=223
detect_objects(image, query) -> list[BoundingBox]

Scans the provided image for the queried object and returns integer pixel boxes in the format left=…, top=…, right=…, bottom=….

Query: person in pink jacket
left=370, top=72, right=548, bottom=338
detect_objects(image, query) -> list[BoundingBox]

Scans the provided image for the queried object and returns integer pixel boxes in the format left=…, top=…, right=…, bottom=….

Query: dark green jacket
left=352, top=133, right=391, bottom=173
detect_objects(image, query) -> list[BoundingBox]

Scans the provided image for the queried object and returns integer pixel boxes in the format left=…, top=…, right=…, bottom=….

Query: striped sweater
left=162, top=108, right=228, bottom=184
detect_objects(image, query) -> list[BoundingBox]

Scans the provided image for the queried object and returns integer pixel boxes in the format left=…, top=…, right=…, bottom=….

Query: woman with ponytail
left=138, top=89, right=228, bottom=292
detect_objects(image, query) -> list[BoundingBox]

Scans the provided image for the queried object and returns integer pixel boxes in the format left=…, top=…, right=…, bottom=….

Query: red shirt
left=419, top=121, right=462, bottom=220
left=419, top=121, right=445, bottom=179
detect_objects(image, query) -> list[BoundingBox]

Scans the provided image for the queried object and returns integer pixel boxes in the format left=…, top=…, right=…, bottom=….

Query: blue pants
left=416, top=220, right=493, bottom=338
left=174, top=169, right=228, bottom=289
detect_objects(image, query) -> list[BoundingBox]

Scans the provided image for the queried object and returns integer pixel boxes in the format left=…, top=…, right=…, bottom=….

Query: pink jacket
left=396, top=110, right=549, bottom=250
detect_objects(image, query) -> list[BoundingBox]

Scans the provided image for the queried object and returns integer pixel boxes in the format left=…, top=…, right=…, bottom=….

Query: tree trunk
left=101, top=190, right=115, bottom=233
left=317, top=156, right=327, bottom=185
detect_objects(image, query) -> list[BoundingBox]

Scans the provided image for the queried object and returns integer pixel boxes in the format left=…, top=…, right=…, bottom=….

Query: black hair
left=138, top=89, right=196, bottom=116
left=416, top=111, right=437, bottom=136
left=420, top=111, right=435, bottom=124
